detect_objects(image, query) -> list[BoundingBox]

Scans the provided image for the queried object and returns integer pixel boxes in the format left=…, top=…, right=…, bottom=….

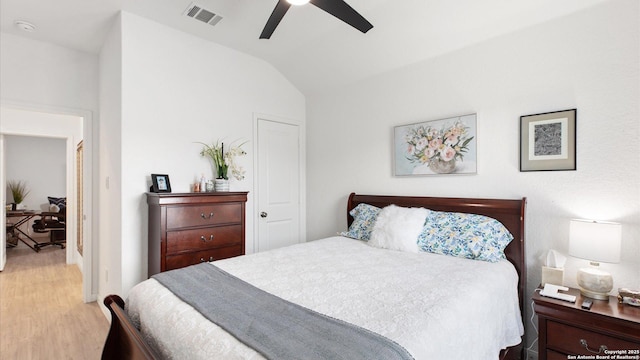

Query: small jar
left=206, top=180, right=214, bottom=192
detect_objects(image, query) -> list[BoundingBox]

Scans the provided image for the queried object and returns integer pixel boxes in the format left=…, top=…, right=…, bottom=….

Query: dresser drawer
left=547, top=320, right=637, bottom=355
left=166, top=225, right=242, bottom=254
left=165, top=245, right=244, bottom=271
left=166, top=203, right=242, bottom=229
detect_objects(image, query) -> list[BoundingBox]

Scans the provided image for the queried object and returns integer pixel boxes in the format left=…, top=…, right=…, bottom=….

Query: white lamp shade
left=569, top=219, right=621, bottom=264
left=287, top=0, right=310, bottom=5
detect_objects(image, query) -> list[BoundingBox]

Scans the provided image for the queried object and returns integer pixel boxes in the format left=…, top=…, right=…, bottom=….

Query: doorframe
left=252, top=113, right=306, bottom=254
left=0, top=99, right=97, bottom=303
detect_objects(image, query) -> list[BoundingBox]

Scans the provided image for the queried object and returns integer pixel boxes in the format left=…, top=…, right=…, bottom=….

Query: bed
left=102, top=193, right=526, bottom=360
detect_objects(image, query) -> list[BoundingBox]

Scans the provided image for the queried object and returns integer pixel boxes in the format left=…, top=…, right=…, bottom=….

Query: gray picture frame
left=520, top=109, right=576, bottom=171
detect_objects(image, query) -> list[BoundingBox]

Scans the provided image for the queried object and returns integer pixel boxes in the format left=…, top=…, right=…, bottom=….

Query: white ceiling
left=0, top=0, right=609, bottom=95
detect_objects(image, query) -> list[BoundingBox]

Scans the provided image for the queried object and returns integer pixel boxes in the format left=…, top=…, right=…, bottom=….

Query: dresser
left=533, top=286, right=640, bottom=360
left=147, top=192, right=248, bottom=276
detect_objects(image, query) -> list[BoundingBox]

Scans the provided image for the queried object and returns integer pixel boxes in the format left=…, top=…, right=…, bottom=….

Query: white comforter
left=127, top=236, right=524, bottom=360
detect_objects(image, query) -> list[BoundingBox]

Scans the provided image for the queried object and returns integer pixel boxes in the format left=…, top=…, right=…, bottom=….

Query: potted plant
left=197, top=140, right=247, bottom=191
left=8, top=180, right=30, bottom=210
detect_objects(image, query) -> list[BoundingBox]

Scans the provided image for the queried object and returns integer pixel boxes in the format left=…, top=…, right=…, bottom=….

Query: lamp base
left=577, top=267, right=613, bottom=300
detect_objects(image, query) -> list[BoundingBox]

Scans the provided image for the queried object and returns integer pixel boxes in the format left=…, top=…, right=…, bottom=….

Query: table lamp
left=569, top=219, right=621, bottom=300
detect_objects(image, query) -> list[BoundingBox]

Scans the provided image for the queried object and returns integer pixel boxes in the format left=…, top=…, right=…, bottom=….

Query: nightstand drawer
left=546, top=350, right=567, bottom=360
left=547, top=320, right=637, bottom=354
left=166, top=225, right=242, bottom=254
left=166, top=203, right=242, bottom=229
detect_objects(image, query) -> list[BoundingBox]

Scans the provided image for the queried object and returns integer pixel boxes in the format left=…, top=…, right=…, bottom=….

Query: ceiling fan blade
left=310, top=0, right=373, bottom=34
left=260, top=0, right=292, bottom=39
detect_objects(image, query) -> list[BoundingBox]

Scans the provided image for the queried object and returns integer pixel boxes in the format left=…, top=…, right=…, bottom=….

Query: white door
left=257, top=118, right=300, bottom=252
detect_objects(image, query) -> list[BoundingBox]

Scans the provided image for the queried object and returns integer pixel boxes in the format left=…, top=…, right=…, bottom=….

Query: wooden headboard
left=347, top=192, right=526, bottom=358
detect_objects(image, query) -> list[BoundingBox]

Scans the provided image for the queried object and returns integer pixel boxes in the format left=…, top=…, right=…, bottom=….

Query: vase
left=214, top=178, right=230, bottom=192
left=428, top=158, right=457, bottom=174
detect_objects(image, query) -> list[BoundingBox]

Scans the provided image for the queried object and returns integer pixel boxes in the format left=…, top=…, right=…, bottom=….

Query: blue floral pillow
left=417, top=210, right=513, bottom=262
left=340, top=203, right=381, bottom=241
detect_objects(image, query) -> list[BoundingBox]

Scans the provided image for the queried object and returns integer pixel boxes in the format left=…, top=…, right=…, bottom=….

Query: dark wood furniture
left=147, top=192, right=248, bottom=276
left=104, top=193, right=526, bottom=360
left=533, top=286, right=640, bottom=360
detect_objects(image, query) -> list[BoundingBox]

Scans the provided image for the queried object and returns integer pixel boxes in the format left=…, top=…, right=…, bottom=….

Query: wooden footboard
left=102, top=295, right=159, bottom=360
left=500, top=342, right=523, bottom=360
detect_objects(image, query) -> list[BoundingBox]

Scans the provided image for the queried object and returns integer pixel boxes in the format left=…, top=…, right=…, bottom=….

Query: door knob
left=260, top=211, right=268, bottom=218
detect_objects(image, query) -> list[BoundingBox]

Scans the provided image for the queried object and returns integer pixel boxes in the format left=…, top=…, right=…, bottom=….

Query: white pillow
left=369, top=205, right=430, bottom=253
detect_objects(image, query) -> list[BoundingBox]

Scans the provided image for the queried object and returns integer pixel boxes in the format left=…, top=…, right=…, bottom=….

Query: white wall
left=98, top=12, right=305, bottom=299
left=307, top=0, right=639, bottom=354
left=98, top=14, right=123, bottom=300
left=0, top=33, right=99, bottom=111
left=5, top=135, right=66, bottom=211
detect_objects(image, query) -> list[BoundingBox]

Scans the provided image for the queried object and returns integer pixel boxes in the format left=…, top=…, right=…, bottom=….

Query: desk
left=6, top=211, right=42, bottom=252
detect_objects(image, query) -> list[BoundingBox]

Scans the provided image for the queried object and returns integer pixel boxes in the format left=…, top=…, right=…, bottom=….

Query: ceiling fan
left=260, top=0, right=373, bottom=39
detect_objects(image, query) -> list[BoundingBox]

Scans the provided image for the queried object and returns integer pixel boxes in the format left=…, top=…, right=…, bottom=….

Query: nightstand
left=533, top=286, right=640, bottom=360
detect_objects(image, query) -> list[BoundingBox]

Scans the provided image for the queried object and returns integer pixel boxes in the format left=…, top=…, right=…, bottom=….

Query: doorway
left=0, top=103, right=96, bottom=302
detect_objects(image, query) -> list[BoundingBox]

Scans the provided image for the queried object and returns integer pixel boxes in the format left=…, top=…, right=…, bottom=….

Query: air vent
left=183, top=3, right=223, bottom=27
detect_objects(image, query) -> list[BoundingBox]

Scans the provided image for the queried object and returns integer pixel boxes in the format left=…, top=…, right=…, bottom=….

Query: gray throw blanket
left=152, top=263, right=414, bottom=360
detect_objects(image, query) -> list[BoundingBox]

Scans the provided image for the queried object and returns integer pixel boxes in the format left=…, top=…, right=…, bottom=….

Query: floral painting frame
left=520, top=109, right=576, bottom=172
left=394, top=114, right=477, bottom=176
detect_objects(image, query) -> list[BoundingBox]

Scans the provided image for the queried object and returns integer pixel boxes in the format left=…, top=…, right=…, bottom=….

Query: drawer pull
left=579, top=339, right=607, bottom=354
left=200, top=235, right=215, bottom=242
left=200, top=212, right=214, bottom=220
left=199, top=257, right=214, bottom=263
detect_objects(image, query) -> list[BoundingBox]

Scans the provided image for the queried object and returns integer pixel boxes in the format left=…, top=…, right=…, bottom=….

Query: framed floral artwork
left=520, top=109, right=576, bottom=171
left=394, top=114, right=477, bottom=176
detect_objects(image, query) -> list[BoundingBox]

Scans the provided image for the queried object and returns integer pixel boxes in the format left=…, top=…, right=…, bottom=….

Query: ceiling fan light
left=15, top=20, right=36, bottom=32
left=287, top=0, right=310, bottom=5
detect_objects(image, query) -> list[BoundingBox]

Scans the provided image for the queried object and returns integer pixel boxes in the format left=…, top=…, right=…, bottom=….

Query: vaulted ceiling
left=0, top=0, right=609, bottom=95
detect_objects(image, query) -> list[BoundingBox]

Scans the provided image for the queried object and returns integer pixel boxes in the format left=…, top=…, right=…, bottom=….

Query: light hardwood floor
left=0, top=234, right=108, bottom=359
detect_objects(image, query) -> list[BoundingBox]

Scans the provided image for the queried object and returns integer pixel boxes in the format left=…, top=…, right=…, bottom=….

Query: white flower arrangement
left=404, top=122, right=473, bottom=164
left=198, top=140, right=247, bottom=180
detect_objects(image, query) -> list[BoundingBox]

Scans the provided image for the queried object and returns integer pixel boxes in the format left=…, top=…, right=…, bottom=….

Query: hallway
left=0, top=235, right=108, bottom=359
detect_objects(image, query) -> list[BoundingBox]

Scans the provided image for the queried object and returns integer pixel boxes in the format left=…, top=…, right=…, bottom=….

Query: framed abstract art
left=520, top=109, right=576, bottom=171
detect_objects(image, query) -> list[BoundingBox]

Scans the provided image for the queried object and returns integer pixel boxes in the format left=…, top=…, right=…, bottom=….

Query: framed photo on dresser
left=150, top=174, right=172, bottom=193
